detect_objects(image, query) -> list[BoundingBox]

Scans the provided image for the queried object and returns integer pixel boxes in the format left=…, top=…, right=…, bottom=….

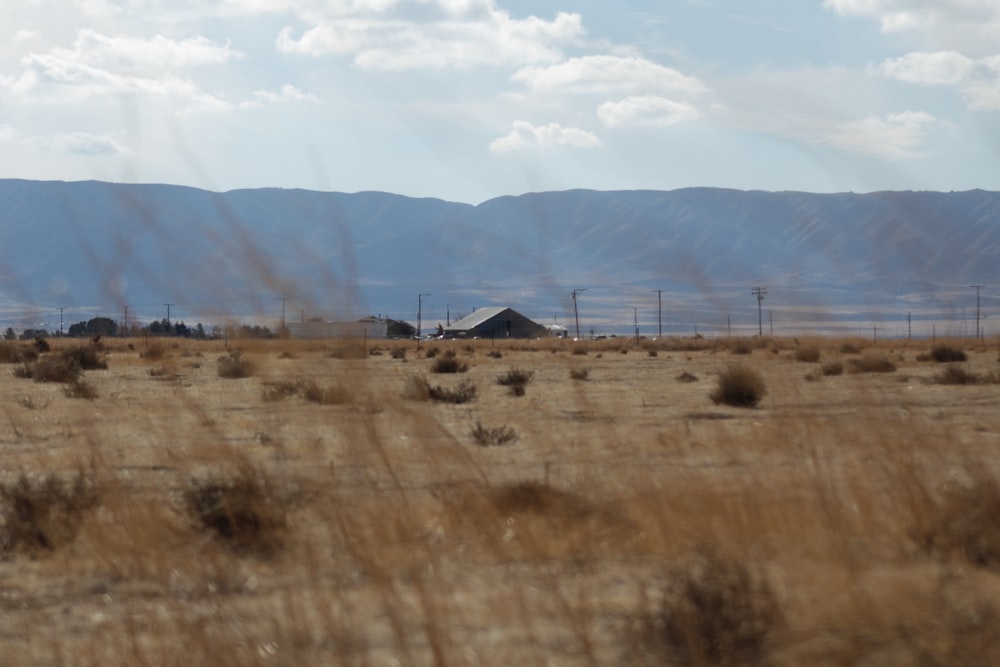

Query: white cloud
left=14, top=29, right=40, bottom=42
left=276, top=1, right=584, bottom=69
left=2, top=29, right=238, bottom=105
left=961, top=77, right=1000, bottom=110
left=47, top=131, right=128, bottom=155
left=73, top=0, right=290, bottom=20
left=512, top=55, right=707, bottom=96
left=251, top=84, right=319, bottom=104
left=597, top=95, right=700, bottom=127
left=872, top=50, right=975, bottom=84
left=241, top=84, right=319, bottom=108
left=178, top=93, right=234, bottom=115
left=489, top=120, right=601, bottom=152
left=0, top=123, right=19, bottom=142
left=823, top=0, right=1000, bottom=32
left=804, top=110, right=947, bottom=160
left=0, top=122, right=127, bottom=155
left=873, top=51, right=1000, bottom=110
left=824, top=0, right=1000, bottom=55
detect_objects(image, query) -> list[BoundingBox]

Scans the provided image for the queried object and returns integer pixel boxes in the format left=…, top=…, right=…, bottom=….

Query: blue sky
left=1, top=0, right=999, bottom=203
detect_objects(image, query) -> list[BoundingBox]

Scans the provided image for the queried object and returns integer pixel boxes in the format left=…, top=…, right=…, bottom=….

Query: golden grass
left=2, top=335, right=1000, bottom=665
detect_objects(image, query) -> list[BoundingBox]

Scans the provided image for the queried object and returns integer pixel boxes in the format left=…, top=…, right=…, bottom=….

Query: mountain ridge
left=1, top=179, right=997, bottom=337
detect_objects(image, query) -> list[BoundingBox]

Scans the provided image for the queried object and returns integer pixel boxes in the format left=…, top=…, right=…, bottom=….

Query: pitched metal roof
left=446, top=306, right=512, bottom=331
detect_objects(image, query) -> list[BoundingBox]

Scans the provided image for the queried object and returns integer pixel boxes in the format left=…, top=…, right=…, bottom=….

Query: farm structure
left=443, top=307, right=548, bottom=339
left=286, top=317, right=388, bottom=339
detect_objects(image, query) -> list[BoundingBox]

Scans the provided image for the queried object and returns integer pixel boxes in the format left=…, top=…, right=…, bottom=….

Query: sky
left=1, top=0, right=999, bottom=204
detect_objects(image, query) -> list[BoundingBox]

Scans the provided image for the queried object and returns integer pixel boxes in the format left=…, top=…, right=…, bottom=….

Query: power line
left=970, top=284, right=984, bottom=341
left=751, top=287, right=767, bottom=336
left=571, top=288, right=588, bottom=340
left=417, top=293, right=430, bottom=337
left=652, top=289, right=663, bottom=337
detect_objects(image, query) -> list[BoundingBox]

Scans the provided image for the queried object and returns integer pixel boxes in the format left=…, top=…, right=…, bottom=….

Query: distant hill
left=1, top=179, right=998, bottom=337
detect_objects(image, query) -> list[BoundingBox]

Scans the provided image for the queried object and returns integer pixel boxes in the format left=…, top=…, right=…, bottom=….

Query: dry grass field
left=3, top=334, right=1000, bottom=665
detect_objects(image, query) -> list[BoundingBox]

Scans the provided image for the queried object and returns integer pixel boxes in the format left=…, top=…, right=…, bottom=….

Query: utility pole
left=164, top=303, right=174, bottom=326
left=652, top=289, right=663, bottom=338
left=446, top=304, right=451, bottom=326
left=59, top=307, right=64, bottom=336
left=417, top=293, right=430, bottom=338
left=908, top=312, right=911, bottom=339
left=971, top=285, right=984, bottom=341
left=124, top=305, right=129, bottom=333
left=571, top=288, right=588, bottom=340
left=634, top=308, right=639, bottom=343
left=751, top=287, right=767, bottom=336
left=280, top=297, right=287, bottom=331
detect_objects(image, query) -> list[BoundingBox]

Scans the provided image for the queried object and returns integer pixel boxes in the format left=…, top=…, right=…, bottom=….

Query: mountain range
left=1, top=179, right=998, bottom=338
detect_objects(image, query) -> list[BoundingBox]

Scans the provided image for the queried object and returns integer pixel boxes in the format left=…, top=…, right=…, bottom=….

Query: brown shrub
left=497, top=367, right=533, bottom=396
left=0, top=342, right=38, bottom=364
left=0, top=470, right=100, bottom=558
left=676, top=372, right=698, bottom=383
left=848, top=354, right=896, bottom=373
left=794, top=345, right=821, bottom=362
left=912, top=476, right=1000, bottom=570
left=139, top=342, right=168, bottom=360
left=730, top=340, right=753, bottom=355
left=182, top=464, right=287, bottom=557
left=217, top=351, right=254, bottom=378
left=710, top=364, right=767, bottom=408
left=261, top=380, right=299, bottom=402
left=470, top=422, right=518, bottom=447
left=428, top=379, right=477, bottom=404
left=328, top=345, right=367, bottom=360
left=63, top=378, right=98, bottom=400
left=17, top=355, right=81, bottom=383
left=570, top=367, right=590, bottom=381
left=821, top=360, right=844, bottom=376
left=631, top=546, right=783, bottom=666
left=301, top=381, right=352, bottom=405
left=403, top=375, right=432, bottom=401
left=930, top=345, right=967, bottom=363
left=933, top=365, right=979, bottom=385
left=62, top=345, right=107, bottom=370
left=431, top=351, right=468, bottom=374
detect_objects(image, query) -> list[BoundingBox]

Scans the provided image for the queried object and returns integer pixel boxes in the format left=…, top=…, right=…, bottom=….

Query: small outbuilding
left=444, top=307, right=547, bottom=339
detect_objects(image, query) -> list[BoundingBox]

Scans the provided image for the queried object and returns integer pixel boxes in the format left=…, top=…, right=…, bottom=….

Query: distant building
left=545, top=323, right=569, bottom=338
left=443, top=307, right=547, bottom=339
left=286, top=317, right=387, bottom=339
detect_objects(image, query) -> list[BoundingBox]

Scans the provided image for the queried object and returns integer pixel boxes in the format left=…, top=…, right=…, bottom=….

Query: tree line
left=3, top=317, right=275, bottom=341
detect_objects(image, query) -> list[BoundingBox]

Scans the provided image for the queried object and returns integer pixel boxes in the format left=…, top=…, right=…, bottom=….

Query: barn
left=443, top=307, right=547, bottom=339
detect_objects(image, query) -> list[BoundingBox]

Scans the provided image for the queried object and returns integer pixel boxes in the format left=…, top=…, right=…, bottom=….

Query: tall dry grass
left=1, top=335, right=1000, bottom=665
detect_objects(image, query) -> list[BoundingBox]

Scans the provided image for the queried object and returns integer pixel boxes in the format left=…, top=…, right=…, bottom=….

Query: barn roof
left=446, top=307, right=513, bottom=332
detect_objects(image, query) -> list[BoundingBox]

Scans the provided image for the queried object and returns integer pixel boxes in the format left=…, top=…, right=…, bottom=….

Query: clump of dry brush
left=12, top=344, right=107, bottom=383
left=710, top=364, right=767, bottom=408
left=0, top=469, right=100, bottom=558
left=629, top=546, right=783, bottom=666
left=182, top=463, right=289, bottom=557
left=496, top=366, right=534, bottom=396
